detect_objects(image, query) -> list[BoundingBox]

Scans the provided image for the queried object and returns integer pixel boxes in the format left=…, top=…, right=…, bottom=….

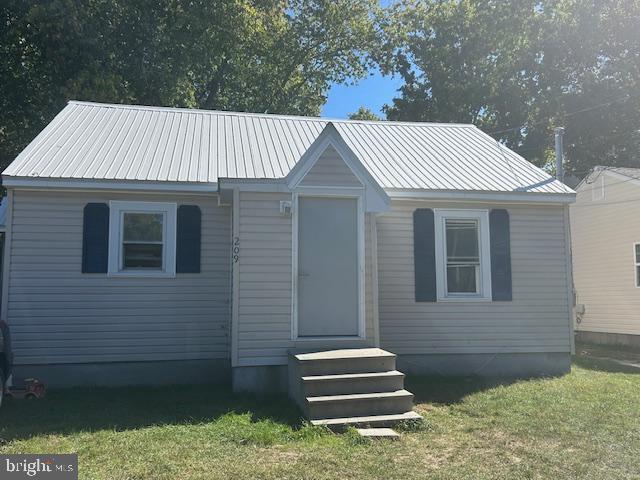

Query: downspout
left=555, top=127, right=575, bottom=354
left=555, top=127, right=565, bottom=183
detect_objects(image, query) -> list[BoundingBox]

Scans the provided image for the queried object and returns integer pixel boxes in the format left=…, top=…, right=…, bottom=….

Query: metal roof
left=3, top=101, right=573, bottom=195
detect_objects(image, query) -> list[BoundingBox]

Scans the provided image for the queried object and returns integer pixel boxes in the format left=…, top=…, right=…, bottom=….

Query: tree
left=379, top=0, right=640, bottom=177
left=348, top=106, right=381, bottom=121
left=0, top=0, right=381, bottom=170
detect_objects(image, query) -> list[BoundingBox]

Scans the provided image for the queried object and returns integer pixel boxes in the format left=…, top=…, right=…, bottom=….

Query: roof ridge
left=607, top=166, right=640, bottom=171
left=67, top=100, right=475, bottom=128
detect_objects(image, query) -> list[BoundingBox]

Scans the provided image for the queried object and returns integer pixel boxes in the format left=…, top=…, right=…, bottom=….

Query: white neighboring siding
left=377, top=200, right=571, bottom=354
left=299, top=145, right=363, bottom=187
left=236, top=191, right=375, bottom=367
left=7, top=190, right=231, bottom=365
left=571, top=173, right=640, bottom=335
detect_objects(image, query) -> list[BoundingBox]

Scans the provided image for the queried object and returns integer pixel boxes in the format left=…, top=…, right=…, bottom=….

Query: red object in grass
left=7, top=378, right=46, bottom=399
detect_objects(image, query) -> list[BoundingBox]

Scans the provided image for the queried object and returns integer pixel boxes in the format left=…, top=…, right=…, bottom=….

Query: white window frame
left=108, top=201, right=177, bottom=278
left=634, top=243, right=640, bottom=288
left=434, top=209, right=492, bottom=302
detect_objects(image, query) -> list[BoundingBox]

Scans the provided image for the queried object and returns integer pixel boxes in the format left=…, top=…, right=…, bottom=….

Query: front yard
left=1, top=347, right=639, bottom=479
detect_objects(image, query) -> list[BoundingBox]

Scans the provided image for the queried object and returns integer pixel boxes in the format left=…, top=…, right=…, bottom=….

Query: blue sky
left=321, top=0, right=401, bottom=119
left=321, top=71, right=403, bottom=119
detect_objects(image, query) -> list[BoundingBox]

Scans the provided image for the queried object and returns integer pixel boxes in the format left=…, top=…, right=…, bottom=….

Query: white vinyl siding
left=592, top=175, right=605, bottom=201
left=364, top=213, right=375, bottom=341
left=236, top=192, right=294, bottom=366
left=6, top=190, right=231, bottom=365
left=572, top=172, right=640, bottom=335
left=377, top=200, right=572, bottom=354
left=299, top=145, right=363, bottom=187
left=235, top=191, right=375, bottom=367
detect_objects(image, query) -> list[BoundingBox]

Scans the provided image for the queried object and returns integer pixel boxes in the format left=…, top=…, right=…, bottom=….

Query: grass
left=1, top=347, right=639, bottom=479
left=576, top=341, right=640, bottom=366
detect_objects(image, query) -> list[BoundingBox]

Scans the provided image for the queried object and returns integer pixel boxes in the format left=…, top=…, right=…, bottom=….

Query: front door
left=297, top=196, right=359, bottom=337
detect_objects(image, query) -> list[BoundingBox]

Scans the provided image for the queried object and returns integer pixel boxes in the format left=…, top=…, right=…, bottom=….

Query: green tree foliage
left=0, top=0, right=380, bottom=170
left=348, top=106, right=382, bottom=121
left=379, top=0, right=640, bottom=177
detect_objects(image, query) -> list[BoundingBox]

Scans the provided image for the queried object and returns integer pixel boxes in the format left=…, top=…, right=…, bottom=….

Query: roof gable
left=298, top=145, right=363, bottom=188
left=576, top=167, right=640, bottom=194
left=287, top=123, right=390, bottom=212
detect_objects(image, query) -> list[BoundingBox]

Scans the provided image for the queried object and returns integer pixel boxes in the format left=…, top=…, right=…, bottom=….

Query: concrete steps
left=295, top=348, right=397, bottom=376
left=310, top=411, right=423, bottom=428
left=356, top=427, right=400, bottom=440
left=288, top=348, right=421, bottom=429
left=307, top=389, right=414, bottom=419
left=301, top=370, right=405, bottom=396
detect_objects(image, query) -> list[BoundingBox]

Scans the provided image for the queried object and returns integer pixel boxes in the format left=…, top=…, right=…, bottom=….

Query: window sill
left=437, top=296, right=492, bottom=303
left=107, top=271, right=176, bottom=279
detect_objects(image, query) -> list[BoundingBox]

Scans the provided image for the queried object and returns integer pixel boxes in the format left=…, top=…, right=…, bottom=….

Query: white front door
left=297, top=196, right=359, bottom=337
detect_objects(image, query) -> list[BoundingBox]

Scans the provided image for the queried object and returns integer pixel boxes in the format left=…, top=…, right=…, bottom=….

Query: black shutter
left=176, top=205, right=201, bottom=273
left=413, top=208, right=437, bottom=302
left=490, top=209, right=512, bottom=301
left=82, top=203, right=109, bottom=273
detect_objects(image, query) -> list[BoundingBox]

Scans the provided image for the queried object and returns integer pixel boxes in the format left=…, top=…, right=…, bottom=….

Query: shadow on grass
left=572, top=355, right=640, bottom=374
left=405, top=375, right=521, bottom=405
left=0, top=383, right=303, bottom=442
left=5, top=355, right=633, bottom=443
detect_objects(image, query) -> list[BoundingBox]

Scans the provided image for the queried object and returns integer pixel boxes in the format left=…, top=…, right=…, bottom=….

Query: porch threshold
left=291, top=348, right=395, bottom=362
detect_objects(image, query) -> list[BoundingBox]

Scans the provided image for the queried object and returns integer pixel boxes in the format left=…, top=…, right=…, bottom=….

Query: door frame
left=291, top=189, right=366, bottom=341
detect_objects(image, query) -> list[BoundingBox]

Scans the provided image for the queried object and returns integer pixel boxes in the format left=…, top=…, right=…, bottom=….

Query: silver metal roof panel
left=3, top=101, right=574, bottom=195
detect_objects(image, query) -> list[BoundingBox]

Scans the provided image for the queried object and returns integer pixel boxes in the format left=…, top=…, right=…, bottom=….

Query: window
left=445, top=219, right=480, bottom=294
left=108, top=201, right=177, bottom=277
left=635, top=243, right=640, bottom=288
left=434, top=209, right=492, bottom=301
left=122, top=213, right=164, bottom=269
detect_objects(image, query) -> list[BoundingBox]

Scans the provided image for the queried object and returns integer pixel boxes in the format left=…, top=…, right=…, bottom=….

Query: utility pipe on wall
left=554, top=127, right=565, bottom=183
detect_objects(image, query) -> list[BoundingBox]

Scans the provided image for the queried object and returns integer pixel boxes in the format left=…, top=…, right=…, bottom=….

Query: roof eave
left=2, top=176, right=219, bottom=194
left=2, top=176, right=576, bottom=204
left=386, top=188, right=576, bottom=205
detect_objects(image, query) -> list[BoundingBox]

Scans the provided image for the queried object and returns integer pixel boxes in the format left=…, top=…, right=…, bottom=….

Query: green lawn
left=1, top=348, right=639, bottom=479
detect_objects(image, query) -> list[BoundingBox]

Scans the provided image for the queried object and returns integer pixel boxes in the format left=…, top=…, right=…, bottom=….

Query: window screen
left=122, top=212, right=164, bottom=269
left=445, top=219, right=480, bottom=294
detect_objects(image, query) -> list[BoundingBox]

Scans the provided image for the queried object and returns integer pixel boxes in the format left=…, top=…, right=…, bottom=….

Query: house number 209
left=233, top=236, right=240, bottom=263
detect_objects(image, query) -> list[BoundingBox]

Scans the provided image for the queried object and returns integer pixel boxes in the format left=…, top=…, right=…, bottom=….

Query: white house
left=0, top=101, right=575, bottom=423
left=571, top=166, right=640, bottom=348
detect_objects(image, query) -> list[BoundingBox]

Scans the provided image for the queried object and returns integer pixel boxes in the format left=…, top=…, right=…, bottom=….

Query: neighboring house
left=1, top=101, right=576, bottom=393
left=571, top=166, right=640, bottom=348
